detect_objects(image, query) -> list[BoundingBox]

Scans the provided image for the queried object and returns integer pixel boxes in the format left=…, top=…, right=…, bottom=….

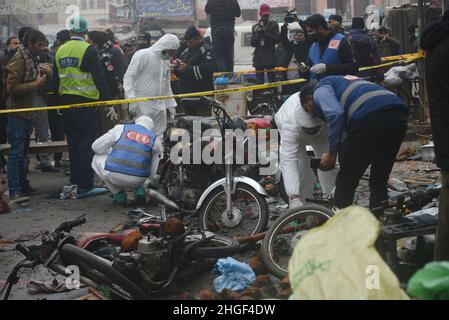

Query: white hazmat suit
left=275, top=93, right=339, bottom=203
left=91, top=116, right=163, bottom=195
left=124, top=34, right=180, bottom=135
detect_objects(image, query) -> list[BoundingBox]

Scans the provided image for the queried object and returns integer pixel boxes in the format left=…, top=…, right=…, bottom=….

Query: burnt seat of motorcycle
left=175, top=116, right=218, bottom=133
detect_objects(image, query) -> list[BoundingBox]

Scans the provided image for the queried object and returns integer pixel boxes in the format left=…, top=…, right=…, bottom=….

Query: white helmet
left=135, top=116, right=155, bottom=131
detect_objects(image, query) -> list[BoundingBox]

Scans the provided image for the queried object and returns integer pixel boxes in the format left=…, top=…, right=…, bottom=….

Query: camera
left=284, top=9, right=299, bottom=24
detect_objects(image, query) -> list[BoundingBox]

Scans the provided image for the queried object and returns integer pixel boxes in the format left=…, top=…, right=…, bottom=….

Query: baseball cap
left=260, top=4, right=271, bottom=16
left=328, top=14, right=343, bottom=24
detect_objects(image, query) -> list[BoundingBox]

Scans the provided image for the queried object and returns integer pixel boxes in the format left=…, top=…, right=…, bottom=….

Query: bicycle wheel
left=261, top=205, right=334, bottom=279
left=60, top=244, right=146, bottom=300
left=199, top=183, right=269, bottom=238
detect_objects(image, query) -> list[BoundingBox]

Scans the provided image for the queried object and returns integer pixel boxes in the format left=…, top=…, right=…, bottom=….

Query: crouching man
left=275, top=92, right=339, bottom=208
left=91, top=116, right=163, bottom=205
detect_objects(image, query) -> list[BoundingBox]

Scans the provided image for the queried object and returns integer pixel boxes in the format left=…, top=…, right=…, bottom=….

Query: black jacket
left=251, top=20, right=280, bottom=67
left=205, top=0, right=241, bottom=32
left=303, top=32, right=358, bottom=79
left=175, top=42, right=215, bottom=94
left=280, top=24, right=311, bottom=68
left=421, top=12, right=449, bottom=170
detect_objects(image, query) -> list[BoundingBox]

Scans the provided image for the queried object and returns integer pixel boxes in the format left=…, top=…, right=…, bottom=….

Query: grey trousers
left=435, top=170, right=449, bottom=261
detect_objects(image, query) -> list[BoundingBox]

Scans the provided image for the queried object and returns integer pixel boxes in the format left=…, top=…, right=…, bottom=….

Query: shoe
left=113, top=191, right=127, bottom=205
left=9, top=194, right=30, bottom=205
left=133, top=187, right=146, bottom=204
left=77, top=187, right=93, bottom=196
left=41, top=165, right=60, bottom=173
left=22, top=186, right=40, bottom=196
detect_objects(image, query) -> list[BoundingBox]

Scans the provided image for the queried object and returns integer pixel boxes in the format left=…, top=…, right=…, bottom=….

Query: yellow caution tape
left=213, top=52, right=425, bottom=77
left=0, top=78, right=308, bottom=115
left=1, top=52, right=424, bottom=115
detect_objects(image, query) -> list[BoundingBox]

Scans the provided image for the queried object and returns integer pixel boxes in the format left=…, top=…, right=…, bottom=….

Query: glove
left=310, top=63, right=327, bottom=75
left=106, top=107, right=119, bottom=122
left=168, top=107, right=177, bottom=119
left=289, top=198, right=304, bottom=209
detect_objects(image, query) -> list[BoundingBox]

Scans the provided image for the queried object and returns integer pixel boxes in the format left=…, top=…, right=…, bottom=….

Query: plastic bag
left=213, top=257, right=256, bottom=293
left=288, top=206, right=409, bottom=300
left=407, top=262, right=449, bottom=300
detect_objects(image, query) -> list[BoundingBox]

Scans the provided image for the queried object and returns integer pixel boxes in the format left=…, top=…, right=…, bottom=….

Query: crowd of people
left=0, top=2, right=447, bottom=261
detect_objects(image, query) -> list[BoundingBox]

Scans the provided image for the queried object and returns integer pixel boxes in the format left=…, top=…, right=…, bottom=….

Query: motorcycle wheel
left=198, top=183, right=269, bottom=238
left=186, top=234, right=242, bottom=260
left=60, top=244, right=146, bottom=300
left=261, top=205, right=334, bottom=279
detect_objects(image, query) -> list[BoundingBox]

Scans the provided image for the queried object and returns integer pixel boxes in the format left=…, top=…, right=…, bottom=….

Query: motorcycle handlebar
left=15, top=244, right=32, bottom=260
left=55, top=215, right=87, bottom=233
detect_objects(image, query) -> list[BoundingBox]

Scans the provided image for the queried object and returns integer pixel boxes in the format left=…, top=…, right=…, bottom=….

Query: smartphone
left=310, top=158, right=321, bottom=170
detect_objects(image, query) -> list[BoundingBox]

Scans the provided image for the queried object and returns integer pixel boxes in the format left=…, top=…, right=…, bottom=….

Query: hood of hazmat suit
left=124, top=34, right=180, bottom=134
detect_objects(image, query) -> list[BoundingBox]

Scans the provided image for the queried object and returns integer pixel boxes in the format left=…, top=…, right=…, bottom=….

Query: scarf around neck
left=18, top=44, right=39, bottom=83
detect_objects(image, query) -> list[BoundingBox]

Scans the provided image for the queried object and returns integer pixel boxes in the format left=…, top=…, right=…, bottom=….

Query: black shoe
left=41, top=165, right=60, bottom=173
left=22, top=186, right=40, bottom=196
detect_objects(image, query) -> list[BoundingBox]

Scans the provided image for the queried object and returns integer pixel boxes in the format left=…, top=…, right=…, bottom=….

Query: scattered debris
left=408, top=262, right=449, bottom=300
left=213, top=257, right=256, bottom=293
left=388, top=178, right=409, bottom=192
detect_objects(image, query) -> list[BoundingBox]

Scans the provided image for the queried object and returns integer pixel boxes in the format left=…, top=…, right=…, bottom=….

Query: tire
left=261, top=205, right=334, bottom=279
left=187, top=235, right=242, bottom=260
left=60, top=244, right=146, bottom=300
left=199, top=183, right=269, bottom=238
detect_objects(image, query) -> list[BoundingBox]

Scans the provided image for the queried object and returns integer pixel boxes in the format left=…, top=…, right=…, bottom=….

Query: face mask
left=161, top=51, right=170, bottom=60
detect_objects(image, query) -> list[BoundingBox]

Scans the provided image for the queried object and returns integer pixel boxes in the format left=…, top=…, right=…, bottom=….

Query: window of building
left=295, top=0, right=312, bottom=16
left=98, top=0, right=106, bottom=9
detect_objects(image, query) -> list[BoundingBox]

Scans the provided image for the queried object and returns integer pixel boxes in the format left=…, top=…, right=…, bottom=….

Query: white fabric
left=310, top=63, right=327, bottom=75
left=91, top=123, right=163, bottom=195
left=289, top=198, right=304, bottom=209
left=384, top=63, right=419, bottom=88
left=275, top=93, right=339, bottom=200
left=124, top=34, right=180, bottom=135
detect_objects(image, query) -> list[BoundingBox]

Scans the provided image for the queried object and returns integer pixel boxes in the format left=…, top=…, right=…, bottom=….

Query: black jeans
left=62, top=108, right=98, bottom=189
left=256, top=66, right=277, bottom=84
left=48, top=94, right=65, bottom=162
left=212, top=30, right=235, bottom=73
left=334, top=108, right=408, bottom=210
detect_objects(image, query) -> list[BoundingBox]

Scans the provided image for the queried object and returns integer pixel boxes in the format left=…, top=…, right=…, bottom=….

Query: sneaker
left=113, top=191, right=127, bottom=205
left=133, top=187, right=146, bottom=204
left=9, top=194, right=30, bottom=205
left=22, top=186, right=40, bottom=196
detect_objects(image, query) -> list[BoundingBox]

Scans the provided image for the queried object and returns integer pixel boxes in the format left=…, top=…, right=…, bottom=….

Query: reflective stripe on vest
left=56, top=40, right=100, bottom=100
left=347, top=90, right=396, bottom=121
left=316, top=76, right=406, bottom=127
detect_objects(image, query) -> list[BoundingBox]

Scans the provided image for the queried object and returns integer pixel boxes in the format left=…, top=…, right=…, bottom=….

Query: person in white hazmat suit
left=91, top=116, right=163, bottom=205
left=124, top=34, right=180, bottom=135
left=275, top=92, right=339, bottom=208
